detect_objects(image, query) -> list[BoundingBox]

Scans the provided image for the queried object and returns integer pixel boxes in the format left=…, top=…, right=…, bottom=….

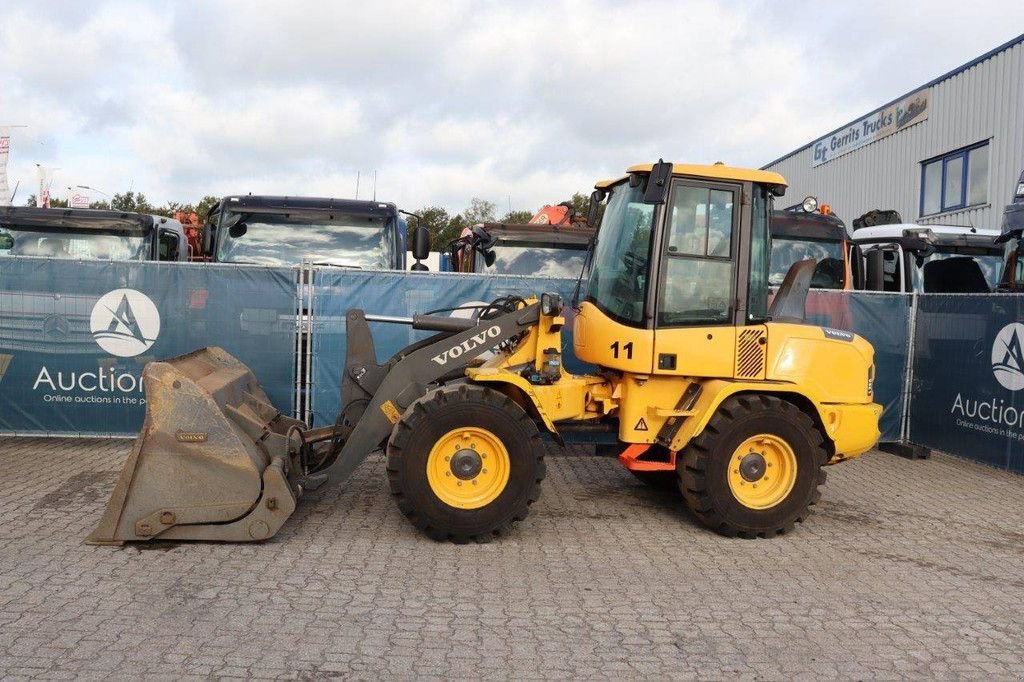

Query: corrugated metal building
left=763, top=34, right=1024, bottom=230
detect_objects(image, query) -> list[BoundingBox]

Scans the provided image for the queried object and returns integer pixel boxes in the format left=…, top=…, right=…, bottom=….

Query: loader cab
left=579, top=163, right=785, bottom=376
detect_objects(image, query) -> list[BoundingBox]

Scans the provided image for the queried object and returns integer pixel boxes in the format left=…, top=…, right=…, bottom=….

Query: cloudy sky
left=1, top=1, right=1021, bottom=214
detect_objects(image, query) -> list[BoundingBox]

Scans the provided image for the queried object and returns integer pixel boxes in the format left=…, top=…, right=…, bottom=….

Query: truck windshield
left=584, top=181, right=655, bottom=324
left=488, top=242, right=588, bottom=278
left=769, top=236, right=845, bottom=289
left=217, top=211, right=393, bottom=268
left=912, top=248, right=1002, bottom=292
left=0, top=226, right=148, bottom=260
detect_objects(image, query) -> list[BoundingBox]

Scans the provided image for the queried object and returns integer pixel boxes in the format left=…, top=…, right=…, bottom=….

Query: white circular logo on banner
left=991, top=322, right=1024, bottom=391
left=90, top=289, right=161, bottom=357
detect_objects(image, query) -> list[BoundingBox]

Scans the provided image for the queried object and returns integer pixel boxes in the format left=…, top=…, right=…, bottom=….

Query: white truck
left=849, top=213, right=1002, bottom=293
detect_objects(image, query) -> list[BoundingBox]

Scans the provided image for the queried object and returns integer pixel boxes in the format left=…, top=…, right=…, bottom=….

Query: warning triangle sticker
left=635, top=417, right=649, bottom=431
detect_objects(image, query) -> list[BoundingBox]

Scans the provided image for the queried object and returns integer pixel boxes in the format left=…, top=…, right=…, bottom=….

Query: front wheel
left=386, top=384, right=545, bottom=543
left=678, top=395, right=827, bottom=538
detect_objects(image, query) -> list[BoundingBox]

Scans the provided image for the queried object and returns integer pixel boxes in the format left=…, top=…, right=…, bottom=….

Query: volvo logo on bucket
left=991, top=322, right=1024, bottom=391
left=90, top=289, right=160, bottom=358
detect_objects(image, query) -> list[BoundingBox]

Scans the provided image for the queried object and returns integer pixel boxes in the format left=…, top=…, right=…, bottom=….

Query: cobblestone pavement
left=1, top=438, right=1023, bottom=680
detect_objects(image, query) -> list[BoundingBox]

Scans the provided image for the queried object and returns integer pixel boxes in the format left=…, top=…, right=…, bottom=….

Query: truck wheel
left=678, top=395, right=826, bottom=538
left=386, top=384, right=545, bottom=543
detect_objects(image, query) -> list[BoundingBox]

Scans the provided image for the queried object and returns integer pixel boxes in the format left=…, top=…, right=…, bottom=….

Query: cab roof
left=0, top=206, right=177, bottom=234
left=595, top=163, right=787, bottom=190
left=475, top=221, right=594, bottom=246
left=220, top=195, right=398, bottom=217
left=771, top=211, right=847, bottom=242
left=850, top=223, right=1002, bottom=251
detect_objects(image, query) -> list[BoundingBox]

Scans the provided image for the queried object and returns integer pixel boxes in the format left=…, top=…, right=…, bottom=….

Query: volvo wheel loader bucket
left=86, top=347, right=306, bottom=545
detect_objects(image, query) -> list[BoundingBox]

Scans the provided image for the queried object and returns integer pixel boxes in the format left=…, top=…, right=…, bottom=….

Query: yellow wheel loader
left=87, top=161, right=882, bottom=545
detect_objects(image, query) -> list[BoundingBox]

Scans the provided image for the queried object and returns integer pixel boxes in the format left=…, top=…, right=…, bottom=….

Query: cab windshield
left=584, top=182, right=655, bottom=324
left=0, top=225, right=148, bottom=260
left=911, top=247, right=1001, bottom=292
left=487, top=242, right=588, bottom=278
left=217, top=210, right=393, bottom=268
left=770, top=236, right=846, bottom=289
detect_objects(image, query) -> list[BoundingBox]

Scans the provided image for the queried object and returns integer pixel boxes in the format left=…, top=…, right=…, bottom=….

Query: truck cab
left=770, top=199, right=852, bottom=291
left=851, top=219, right=1001, bottom=293
left=0, top=207, right=188, bottom=262
left=203, top=195, right=410, bottom=269
left=995, top=169, right=1024, bottom=291
left=445, top=222, right=593, bottom=278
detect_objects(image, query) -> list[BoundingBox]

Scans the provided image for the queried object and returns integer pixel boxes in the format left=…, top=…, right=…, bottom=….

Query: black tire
left=386, top=384, right=545, bottom=543
left=678, top=395, right=827, bottom=539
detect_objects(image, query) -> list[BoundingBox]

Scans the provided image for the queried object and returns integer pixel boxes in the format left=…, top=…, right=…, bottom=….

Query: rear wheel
left=386, top=384, right=545, bottom=543
left=678, top=395, right=826, bottom=538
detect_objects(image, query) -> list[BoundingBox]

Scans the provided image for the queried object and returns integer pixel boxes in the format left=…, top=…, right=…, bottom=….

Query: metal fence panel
left=909, top=294, right=1024, bottom=473
left=309, top=270, right=584, bottom=428
left=802, top=290, right=910, bottom=442
left=0, top=257, right=297, bottom=436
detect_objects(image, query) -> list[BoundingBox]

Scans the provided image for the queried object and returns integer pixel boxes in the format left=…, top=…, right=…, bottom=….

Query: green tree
left=23, top=194, right=68, bottom=208
left=110, top=191, right=153, bottom=213
left=568, top=192, right=590, bottom=217
left=461, top=197, right=496, bottom=225
left=406, top=206, right=454, bottom=249
left=152, top=200, right=185, bottom=218
left=568, top=191, right=604, bottom=226
left=441, top=214, right=468, bottom=250
left=89, top=200, right=111, bottom=210
left=500, top=209, right=534, bottom=224
left=195, top=195, right=220, bottom=220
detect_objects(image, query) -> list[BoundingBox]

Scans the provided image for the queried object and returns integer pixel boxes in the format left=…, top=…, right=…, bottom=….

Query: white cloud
left=0, top=0, right=1021, bottom=212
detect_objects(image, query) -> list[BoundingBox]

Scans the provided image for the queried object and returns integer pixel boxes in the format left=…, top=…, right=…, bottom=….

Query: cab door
left=653, top=180, right=739, bottom=377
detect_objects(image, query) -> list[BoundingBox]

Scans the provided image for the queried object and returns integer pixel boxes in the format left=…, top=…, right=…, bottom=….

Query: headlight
left=802, top=196, right=818, bottom=213
left=541, top=292, right=563, bottom=316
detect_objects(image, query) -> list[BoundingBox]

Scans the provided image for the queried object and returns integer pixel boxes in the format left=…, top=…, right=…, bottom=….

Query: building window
left=920, top=142, right=989, bottom=216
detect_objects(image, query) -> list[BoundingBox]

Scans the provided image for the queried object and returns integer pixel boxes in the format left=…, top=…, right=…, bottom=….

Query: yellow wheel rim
left=426, top=427, right=511, bottom=509
left=727, top=433, right=798, bottom=510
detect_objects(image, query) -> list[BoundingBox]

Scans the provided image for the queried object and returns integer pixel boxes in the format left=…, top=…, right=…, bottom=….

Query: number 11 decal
left=610, top=341, right=634, bottom=360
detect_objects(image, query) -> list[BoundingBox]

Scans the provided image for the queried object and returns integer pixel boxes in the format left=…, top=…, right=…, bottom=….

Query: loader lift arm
left=302, top=302, right=543, bottom=489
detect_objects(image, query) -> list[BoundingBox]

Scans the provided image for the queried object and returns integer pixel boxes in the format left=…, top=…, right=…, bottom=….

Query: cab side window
left=159, top=230, right=181, bottom=261
left=882, top=249, right=901, bottom=291
left=659, top=184, right=735, bottom=326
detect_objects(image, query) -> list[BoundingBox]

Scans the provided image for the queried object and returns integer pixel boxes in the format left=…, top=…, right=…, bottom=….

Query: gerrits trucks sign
left=812, top=87, right=930, bottom=167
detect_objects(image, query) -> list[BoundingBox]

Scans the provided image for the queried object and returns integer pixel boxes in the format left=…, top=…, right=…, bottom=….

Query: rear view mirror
left=865, top=249, right=885, bottom=291
left=229, top=222, right=248, bottom=239
left=483, top=249, right=496, bottom=267
left=587, top=189, right=605, bottom=227
left=0, top=233, right=13, bottom=250
left=849, top=244, right=865, bottom=290
left=412, top=225, right=430, bottom=260
left=643, top=159, right=673, bottom=204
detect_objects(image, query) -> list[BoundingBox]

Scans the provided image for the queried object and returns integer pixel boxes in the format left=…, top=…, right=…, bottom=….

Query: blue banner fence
left=0, top=256, right=1019, bottom=474
left=0, top=257, right=297, bottom=436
